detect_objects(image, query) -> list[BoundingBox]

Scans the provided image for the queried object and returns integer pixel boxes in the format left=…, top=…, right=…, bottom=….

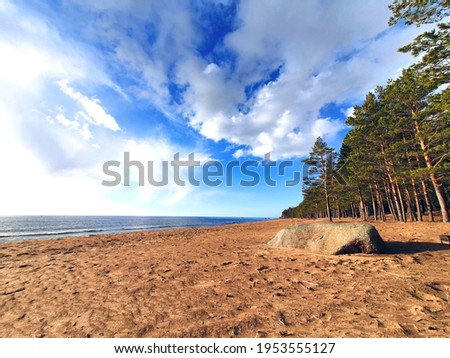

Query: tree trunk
left=323, top=186, right=333, bottom=222
left=422, top=180, right=435, bottom=222
left=325, top=194, right=332, bottom=222
left=336, top=194, right=341, bottom=220
left=443, top=185, right=450, bottom=210
left=416, top=154, right=434, bottom=222
left=414, top=118, right=449, bottom=222
left=403, top=181, right=417, bottom=221
left=321, top=161, right=333, bottom=222
left=387, top=174, right=402, bottom=221
left=391, top=180, right=403, bottom=221
left=405, top=147, right=422, bottom=221
left=384, top=180, right=397, bottom=221
left=358, top=189, right=367, bottom=221
left=411, top=179, right=423, bottom=221
left=381, top=145, right=403, bottom=221
left=375, top=181, right=386, bottom=221
left=369, top=184, right=377, bottom=220
left=428, top=171, right=448, bottom=222
left=395, top=182, right=407, bottom=222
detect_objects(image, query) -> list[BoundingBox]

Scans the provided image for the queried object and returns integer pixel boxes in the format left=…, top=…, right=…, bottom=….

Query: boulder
left=268, top=222, right=386, bottom=255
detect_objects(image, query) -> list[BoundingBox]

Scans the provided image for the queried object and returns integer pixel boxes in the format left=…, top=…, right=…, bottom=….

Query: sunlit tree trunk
left=414, top=118, right=449, bottom=222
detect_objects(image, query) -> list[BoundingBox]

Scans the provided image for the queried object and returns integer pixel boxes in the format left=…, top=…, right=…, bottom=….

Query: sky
left=0, top=0, right=425, bottom=217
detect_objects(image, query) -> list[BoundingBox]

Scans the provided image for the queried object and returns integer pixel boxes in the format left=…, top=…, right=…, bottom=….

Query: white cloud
left=0, top=42, right=48, bottom=90
left=232, top=149, right=245, bottom=159
left=0, top=0, right=207, bottom=215
left=58, top=80, right=120, bottom=131
left=203, top=63, right=220, bottom=75
left=57, top=0, right=425, bottom=159
left=171, top=1, right=426, bottom=158
left=120, top=139, right=210, bottom=207
left=0, top=92, right=210, bottom=215
left=55, top=113, right=78, bottom=129
left=0, top=0, right=433, bottom=216
left=312, top=119, right=345, bottom=139
left=55, top=113, right=93, bottom=140
left=343, top=106, right=355, bottom=118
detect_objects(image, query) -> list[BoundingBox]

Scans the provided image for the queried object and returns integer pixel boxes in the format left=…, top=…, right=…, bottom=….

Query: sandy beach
left=1, top=218, right=449, bottom=338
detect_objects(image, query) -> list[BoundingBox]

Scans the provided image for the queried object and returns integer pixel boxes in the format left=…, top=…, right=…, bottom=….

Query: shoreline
left=0, top=216, right=271, bottom=243
left=1, top=218, right=449, bottom=337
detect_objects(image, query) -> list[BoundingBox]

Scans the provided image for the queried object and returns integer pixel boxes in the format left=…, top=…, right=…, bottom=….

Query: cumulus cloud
left=172, top=1, right=425, bottom=158
left=0, top=0, right=207, bottom=215
left=58, top=0, right=426, bottom=159
left=0, top=0, right=431, bottom=216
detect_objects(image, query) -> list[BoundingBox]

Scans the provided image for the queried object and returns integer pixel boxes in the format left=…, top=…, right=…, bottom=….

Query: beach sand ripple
left=0, top=219, right=449, bottom=337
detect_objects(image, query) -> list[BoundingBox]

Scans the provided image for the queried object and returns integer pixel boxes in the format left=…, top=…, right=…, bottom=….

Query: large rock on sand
left=268, top=223, right=386, bottom=255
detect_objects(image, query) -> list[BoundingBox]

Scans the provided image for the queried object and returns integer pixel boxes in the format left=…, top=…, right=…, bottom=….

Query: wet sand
left=0, top=218, right=449, bottom=337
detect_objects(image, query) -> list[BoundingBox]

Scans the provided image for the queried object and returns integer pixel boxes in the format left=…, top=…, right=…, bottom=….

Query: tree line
left=282, top=0, right=449, bottom=223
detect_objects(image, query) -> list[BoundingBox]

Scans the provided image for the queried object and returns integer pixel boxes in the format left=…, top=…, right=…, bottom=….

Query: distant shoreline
left=0, top=215, right=271, bottom=243
left=0, top=215, right=270, bottom=242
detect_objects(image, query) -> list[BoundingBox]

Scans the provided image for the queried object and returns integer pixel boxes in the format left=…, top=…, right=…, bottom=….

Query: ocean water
left=0, top=216, right=267, bottom=243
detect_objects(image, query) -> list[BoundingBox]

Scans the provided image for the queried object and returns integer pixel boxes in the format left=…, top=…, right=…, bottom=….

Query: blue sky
left=0, top=0, right=424, bottom=217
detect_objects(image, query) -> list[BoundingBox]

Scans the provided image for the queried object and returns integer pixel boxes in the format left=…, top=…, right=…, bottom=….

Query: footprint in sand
left=412, top=287, right=444, bottom=302
left=407, top=287, right=447, bottom=317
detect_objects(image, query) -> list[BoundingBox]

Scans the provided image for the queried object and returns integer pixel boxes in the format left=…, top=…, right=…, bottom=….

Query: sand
left=0, top=218, right=449, bottom=338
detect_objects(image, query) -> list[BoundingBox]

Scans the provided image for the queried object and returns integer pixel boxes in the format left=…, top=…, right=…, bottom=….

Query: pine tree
left=280, top=1, right=449, bottom=221
left=302, top=137, right=336, bottom=222
left=389, top=0, right=449, bottom=26
left=385, top=68, right=449, bottom=222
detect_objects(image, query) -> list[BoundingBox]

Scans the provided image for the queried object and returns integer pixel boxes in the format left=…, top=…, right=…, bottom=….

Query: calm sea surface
left=0, top=216, right=267, bottom=243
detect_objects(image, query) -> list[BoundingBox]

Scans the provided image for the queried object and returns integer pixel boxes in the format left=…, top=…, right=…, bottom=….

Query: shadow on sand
left=386, top=241, right=450, bottom=254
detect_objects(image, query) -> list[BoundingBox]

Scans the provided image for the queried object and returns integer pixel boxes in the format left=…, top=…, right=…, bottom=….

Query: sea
left=0, top=216, right=267, bottom=243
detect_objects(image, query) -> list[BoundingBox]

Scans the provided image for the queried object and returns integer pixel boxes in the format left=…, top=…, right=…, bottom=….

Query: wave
left=122, top=226, right=157, bottom=231
left=0, top=228, right=104, bottom=239
left=0, top=225, right=180, bottom=240
left=121, top=225, right=174, bottom=231
left=0, top=217, right=266, bottom=242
